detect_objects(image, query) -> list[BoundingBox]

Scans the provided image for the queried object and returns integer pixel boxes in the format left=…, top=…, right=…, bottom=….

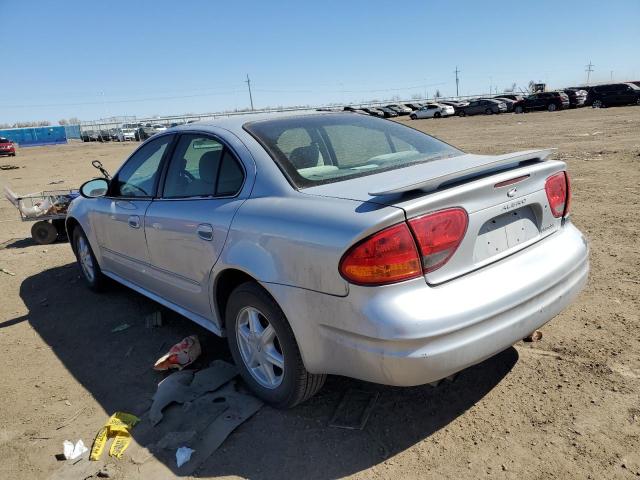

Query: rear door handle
left=197, top=223, right=214, bottom=241
left=128, top=215, right=141, bottom=229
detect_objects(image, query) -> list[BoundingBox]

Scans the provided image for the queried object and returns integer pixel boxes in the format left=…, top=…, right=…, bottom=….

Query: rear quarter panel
left=215, top=192, right=405, bottom=297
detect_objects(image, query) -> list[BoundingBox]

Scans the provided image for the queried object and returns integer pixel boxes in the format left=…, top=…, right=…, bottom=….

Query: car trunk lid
left=304, top=149, right=567, bottom=284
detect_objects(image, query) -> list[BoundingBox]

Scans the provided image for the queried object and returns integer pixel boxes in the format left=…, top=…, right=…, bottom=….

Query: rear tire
left=592, top=99, right=603, bottom=108
left=72, top=227, right=106, bottom=291
left=548, top=103, right=557, bottom=112
left=226, top=282, right=326, bottom=408
left=410, top=114, right=417, bottom=120
left=31, top=221, right=58, bottom=245
left=458, top=110, right=466, bottom=117
left=485, top=108, right=493, bottom=115
left=434, top=112, right=441, bottom=118
left=514, top=105, right=524, bottom=114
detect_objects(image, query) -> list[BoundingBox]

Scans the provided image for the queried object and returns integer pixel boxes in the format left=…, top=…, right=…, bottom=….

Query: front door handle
left=197, top=223, right=214, bottom=241
left=128, top=215, right=141, bottom=229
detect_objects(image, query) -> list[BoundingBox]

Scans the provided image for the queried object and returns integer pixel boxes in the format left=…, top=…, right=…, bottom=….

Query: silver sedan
left=68, top=111, right=589, bottom=407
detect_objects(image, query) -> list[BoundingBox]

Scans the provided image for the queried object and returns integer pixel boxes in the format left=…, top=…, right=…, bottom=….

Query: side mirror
left=80, top=178, right=109, bottom=198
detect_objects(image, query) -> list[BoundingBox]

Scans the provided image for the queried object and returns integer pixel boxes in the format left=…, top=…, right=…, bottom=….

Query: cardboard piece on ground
left=149, top=360, right=237, bottom=426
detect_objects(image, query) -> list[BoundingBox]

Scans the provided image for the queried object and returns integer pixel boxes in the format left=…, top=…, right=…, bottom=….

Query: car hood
left=302, top=149, right=555, bottom=204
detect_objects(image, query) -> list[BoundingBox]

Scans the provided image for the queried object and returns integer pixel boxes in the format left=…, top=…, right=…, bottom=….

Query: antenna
left=454, top=66, right=460, bottom=97
left=245, top=74, right=254, bottom=111
left=585, top=61, right=594, bottom=85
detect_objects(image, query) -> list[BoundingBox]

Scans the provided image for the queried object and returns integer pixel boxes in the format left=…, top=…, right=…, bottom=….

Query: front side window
left=163, top=134, right=244, bottom=198
left=113, top=135, right=172, bottom=197
left=244, top=113, right=461, bottom=188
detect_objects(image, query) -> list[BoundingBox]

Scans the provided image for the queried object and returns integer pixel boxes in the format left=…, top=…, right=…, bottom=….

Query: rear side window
left=163, top=134, right=244, bottom=198
left=244, top=113, right=461, bottom=188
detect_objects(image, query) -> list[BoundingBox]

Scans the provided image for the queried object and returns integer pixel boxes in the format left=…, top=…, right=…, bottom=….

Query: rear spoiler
left=369, top=149, right=556, bottom=196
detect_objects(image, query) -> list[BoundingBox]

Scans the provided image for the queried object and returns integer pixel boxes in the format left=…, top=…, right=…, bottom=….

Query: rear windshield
left=244, top=113, right=461, bottom=188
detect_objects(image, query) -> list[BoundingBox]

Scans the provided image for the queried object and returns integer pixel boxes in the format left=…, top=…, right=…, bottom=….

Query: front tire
left=548, top=103, right=557, bottom=112
left=410, top=114, right=417, bottom=120
left=458, top=110, right=466, bottom=117
left=514, top=105, right=524, bottom=114
left=592, top=99, right=603, bottom=108
left=72, top=228, right=106, bottom=291
left=434, top=112, right=441, bottom=118
left=485, top=108, right=493, bottom=115
left=226, top=282, right=326, bottom=408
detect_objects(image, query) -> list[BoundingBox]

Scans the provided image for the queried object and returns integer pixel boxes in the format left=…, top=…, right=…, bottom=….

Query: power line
left=245, top=74, right=254, bottom=111
left=585, top=61, right=594, bottom=85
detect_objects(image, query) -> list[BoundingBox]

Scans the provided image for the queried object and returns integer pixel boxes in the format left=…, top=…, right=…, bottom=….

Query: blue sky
left=1, top=0, right=639, bottom=124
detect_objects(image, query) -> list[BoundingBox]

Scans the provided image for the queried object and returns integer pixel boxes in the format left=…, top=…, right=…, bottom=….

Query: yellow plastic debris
left=90, top=411, right=140, bottom=461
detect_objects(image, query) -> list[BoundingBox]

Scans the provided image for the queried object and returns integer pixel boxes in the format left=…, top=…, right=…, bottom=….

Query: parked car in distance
left=0, top=136, right=16, bottom=156
left=404, top=102, right=424, bottom=110
left=410, top=103, right=455, bottom=119
left=586, top=83, right=640, bottom=108
left=68, top=111, right=588, bottom=408
left=97, top=130, right=111, bottom=142
left=377, top=106, right=399, bottom=118
left=457, top=99, right=507, bottom=116
left=563, top=89, right=588, bottom=108
left=361, top=107, right=386, bottom=117
left=118, top=123, right=139, bottom=141
left=343, top=106, right=370, bottom=115
left=386, top=104, right=412, bottom=115
left=135, top=126, right=157, bottom=141
left=522, top=92, right=570, bottom=112
left=494, top=96, right=525, bottom=113
left=439, top=100, right=470, bottom=115
left=495, top=94, right=525, bottom=102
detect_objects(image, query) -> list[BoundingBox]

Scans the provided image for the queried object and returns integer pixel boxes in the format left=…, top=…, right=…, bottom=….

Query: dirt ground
left=0, top=106, right=638, bottom=479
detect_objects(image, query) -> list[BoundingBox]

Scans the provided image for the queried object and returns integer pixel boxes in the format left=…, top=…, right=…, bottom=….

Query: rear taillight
left=408, top=208, right=468, bottom=274
left=339, top=208, right=468, bottom=286
left=339, top=223, right=422, bottom=286
left=545, top=171, right=570, bottom=218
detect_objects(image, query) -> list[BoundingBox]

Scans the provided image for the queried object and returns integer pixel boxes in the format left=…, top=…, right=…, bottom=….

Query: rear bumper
left=267, top=222, right=589, bottom=386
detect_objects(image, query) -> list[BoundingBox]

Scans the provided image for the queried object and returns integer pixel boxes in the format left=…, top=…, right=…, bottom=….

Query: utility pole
left=585, top=61, right=594, bottom=85
left=610, top=70, right=613, bottom=81
left=245, top=74, right=254, bottom=111
left=454, top=66, right=460, bottom=97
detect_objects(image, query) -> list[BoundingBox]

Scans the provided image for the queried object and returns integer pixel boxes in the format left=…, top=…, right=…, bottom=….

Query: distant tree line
left=0, top=118, right=82, bottom=129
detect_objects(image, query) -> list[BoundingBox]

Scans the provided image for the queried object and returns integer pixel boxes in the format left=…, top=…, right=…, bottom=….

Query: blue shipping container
left=0, top=126, right=68, bottom=146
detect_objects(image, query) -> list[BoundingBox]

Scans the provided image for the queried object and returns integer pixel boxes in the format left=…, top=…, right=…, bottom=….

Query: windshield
left=244, top=113, right=462, bottom=188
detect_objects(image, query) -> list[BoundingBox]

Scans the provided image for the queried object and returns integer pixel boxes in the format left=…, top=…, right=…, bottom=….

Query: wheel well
left=215, top=269, right=259, bottom=329
left=66, top=217, right=80, bottom=252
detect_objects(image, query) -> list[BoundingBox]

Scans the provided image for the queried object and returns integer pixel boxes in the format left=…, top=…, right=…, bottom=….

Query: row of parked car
left=338, top=82, right=640, bottom=120
left=80, top=123, right=172, bottom=143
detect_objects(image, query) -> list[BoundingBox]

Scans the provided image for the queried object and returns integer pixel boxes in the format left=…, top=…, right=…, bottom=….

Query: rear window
left=0, top=137, right=9, bottom=143
left=244, top=114, right=461, bottom=188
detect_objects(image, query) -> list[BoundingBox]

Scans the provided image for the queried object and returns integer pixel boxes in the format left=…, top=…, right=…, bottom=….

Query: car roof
left=166, top=109, right=326, bottom=134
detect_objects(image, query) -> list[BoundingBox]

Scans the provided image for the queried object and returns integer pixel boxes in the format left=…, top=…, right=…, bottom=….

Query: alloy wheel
left=77, top=235, right=95, bottom=283
left=235, top=306, right=284, bottom=389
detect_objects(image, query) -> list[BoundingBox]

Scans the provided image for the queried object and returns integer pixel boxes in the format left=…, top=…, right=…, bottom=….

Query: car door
left=143, top=132, right=249, bottom=319
left=466, top=101, right=479, bottom=115
left=617, top=84, right=634, bottom=105
left=90, top=134, right=174, bottom=286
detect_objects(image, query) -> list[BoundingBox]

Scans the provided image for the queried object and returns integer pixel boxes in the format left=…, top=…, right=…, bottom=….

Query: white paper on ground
left=63, top=439, right=88, bottom=460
